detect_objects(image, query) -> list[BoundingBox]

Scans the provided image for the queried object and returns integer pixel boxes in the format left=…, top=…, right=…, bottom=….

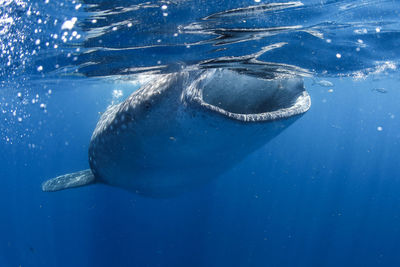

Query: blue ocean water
left=1, top=0, right=400, bottom=266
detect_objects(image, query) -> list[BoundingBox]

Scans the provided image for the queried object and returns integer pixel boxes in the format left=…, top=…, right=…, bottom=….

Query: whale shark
left=42, top=69, right=311, bottom=197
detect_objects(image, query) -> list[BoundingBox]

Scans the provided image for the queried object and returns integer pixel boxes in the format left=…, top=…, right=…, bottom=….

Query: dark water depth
left=1, top=0, right=400, bottom=266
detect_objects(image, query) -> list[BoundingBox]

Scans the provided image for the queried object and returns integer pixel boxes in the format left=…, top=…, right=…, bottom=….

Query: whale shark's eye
left=144, top=102, right=151, bottom=109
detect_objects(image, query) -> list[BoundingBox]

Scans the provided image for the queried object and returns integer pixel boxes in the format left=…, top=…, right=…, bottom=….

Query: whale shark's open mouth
left=190, top=69, right=311, bottom=122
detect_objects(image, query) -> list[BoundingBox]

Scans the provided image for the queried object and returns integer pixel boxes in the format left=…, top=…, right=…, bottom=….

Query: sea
left=1, top=0, right=400, bottom=266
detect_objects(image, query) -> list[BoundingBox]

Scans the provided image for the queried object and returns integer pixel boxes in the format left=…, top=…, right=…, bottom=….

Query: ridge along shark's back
left=42, top=69, right=311, bottom=197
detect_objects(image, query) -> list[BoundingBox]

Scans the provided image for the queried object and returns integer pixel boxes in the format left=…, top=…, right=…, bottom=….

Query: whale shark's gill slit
left=194, top=69, right=311, bottom=122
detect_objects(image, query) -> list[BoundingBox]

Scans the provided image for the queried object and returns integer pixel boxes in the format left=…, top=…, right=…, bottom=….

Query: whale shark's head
left=184, top=69, right=311, bottom=122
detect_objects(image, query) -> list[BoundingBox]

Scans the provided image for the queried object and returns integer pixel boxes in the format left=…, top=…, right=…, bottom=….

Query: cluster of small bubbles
left=2, top=0, right=87, bottom=79
left=112, top=89, right=123, bottom=99
left=0, top=85, right=41, bottom=143
left=61, top=17, right=77, bottom=30
left=354, top=28, right=368, bottom=34
left=28, top=143, right=36, bottom=149
left=160, top=5, right=168, bottom=16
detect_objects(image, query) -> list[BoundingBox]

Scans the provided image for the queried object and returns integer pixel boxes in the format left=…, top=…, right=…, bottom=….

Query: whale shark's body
left=42, top=69, right=310, bottom=197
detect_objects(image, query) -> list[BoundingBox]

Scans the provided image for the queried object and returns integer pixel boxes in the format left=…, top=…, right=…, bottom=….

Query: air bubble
left=61, top=17, right=77, bottom=30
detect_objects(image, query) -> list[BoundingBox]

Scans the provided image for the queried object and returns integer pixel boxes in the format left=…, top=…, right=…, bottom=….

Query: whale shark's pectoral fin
left=42, top=169, right=96, bottom=192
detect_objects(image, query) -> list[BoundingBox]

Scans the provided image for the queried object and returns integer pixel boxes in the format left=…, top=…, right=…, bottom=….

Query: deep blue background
left=2, top=0, right=400, bottom=265
left=1, top=76, right=400, bottom=267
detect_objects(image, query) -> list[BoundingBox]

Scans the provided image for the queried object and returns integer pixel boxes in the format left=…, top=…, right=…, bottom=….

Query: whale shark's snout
left=185, top=69, right=310, bottom=122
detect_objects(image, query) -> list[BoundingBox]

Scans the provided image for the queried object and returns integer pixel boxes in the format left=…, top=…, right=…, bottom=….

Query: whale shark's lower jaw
left=186, top=69, right=311, bottom=122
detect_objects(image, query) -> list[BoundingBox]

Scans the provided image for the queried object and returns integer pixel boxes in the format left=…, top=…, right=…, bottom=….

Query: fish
left=371, top=87, right=388, bottom=94
left=41, top=69, right=311, bottom=197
